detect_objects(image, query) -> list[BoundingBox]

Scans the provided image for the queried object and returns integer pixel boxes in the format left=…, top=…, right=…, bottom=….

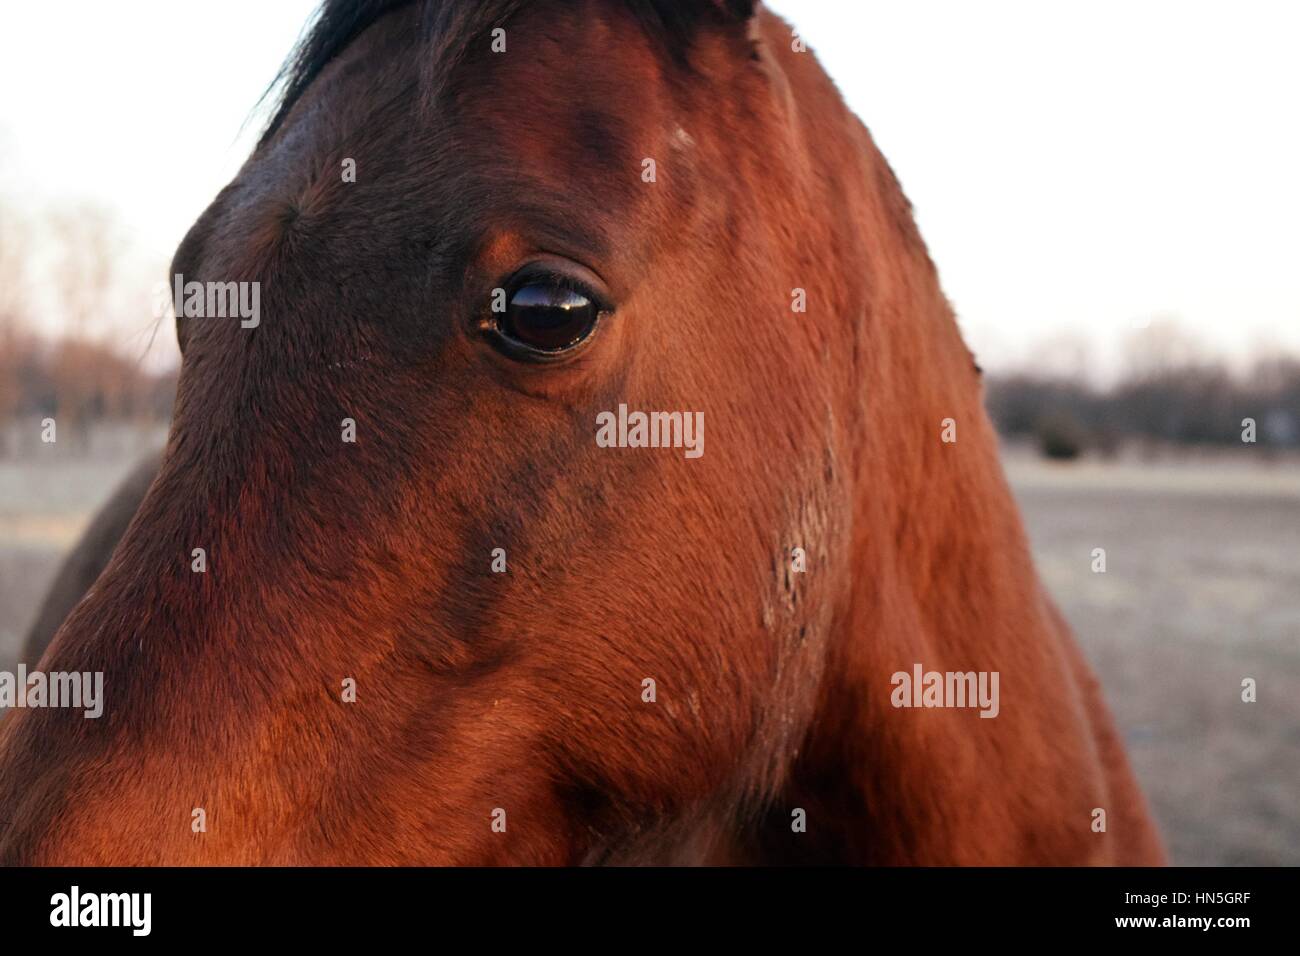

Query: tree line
left=986, top=355, right=1300, bottom=457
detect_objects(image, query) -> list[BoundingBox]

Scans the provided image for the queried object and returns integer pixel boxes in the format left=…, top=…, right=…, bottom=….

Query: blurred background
left=0, top=1, right=1296, bottom=864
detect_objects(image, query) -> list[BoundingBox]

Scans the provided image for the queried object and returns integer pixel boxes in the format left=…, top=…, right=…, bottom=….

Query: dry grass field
left=1, top=438, right=1296, bottom=865
left=1005, top=447, right=1300, bottom=866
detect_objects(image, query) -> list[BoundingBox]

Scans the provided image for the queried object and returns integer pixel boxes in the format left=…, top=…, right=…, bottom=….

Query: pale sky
left=2, top=0, right=1297, bottom=377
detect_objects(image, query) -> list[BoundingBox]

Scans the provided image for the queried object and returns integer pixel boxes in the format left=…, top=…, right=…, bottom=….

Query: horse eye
left=497, top=279, right=600, bottom=355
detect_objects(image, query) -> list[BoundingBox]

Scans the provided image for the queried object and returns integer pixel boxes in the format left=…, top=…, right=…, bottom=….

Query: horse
left=0, top=0, right=1164, bottom=865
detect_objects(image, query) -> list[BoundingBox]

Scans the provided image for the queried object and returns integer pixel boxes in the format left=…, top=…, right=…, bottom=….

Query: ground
left=1007, top=447, right=1299, bottom=865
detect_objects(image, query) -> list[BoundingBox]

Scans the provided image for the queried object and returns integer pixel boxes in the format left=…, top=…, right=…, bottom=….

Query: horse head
left=0, top=0, right=1162, bottom=865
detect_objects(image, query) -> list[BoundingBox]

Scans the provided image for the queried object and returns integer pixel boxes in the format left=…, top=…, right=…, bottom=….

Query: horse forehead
left=271, top=1, right=672, bottom=155
left=191, top=0, right=722, bottom=315
left=245, top=21, right=661, bottom=214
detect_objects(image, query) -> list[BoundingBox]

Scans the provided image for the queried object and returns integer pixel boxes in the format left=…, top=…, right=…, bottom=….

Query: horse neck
left=845, top=141, right=1040, bottom=655
left=762, top=139, right=1105, bottom=863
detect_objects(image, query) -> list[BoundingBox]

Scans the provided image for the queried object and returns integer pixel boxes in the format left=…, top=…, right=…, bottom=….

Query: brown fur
left=0, top=0, right=1163, bottom=865
left=20, top=452, right=162, bottom=668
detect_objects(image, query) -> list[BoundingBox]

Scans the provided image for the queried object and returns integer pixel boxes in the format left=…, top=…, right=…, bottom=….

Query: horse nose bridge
left=35, top=390, right=387, bottom=684
left=45, top=467, right=268, bottom=661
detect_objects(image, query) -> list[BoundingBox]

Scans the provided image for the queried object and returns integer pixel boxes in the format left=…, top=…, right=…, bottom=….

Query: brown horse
left=0, top=0, right=1163, bottom=865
